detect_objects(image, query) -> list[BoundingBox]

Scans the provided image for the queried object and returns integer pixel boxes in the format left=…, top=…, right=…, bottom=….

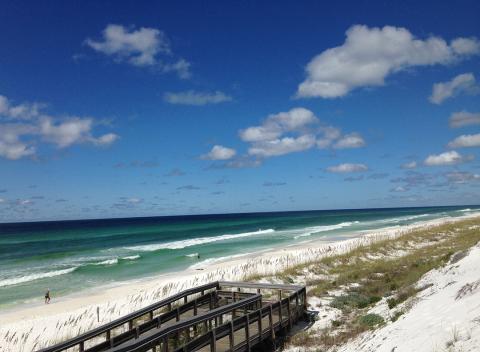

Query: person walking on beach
left=44, top=289, right=50, bottom=304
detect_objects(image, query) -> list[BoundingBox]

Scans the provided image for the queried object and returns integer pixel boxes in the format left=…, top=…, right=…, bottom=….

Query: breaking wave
left=0, top=267, right=77, bottom=288
left=293, top=221, right=359, bottom=239
left=124, top=229, right=275, bottom=252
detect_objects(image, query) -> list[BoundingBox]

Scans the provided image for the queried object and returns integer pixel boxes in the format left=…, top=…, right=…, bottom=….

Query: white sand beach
left=1, top=213, right=479, bottom=351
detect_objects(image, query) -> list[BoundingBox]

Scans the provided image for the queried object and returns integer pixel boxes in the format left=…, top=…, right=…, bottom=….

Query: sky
left=0, top=0, right=479, bottom=222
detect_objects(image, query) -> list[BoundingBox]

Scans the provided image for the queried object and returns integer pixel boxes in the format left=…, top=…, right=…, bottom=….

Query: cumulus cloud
left=333, top=132, right=366, bottom=149
left=85, top=24, right=191, bottom=78
left=449, top=111, right=480, bottom=128
left=164, top=90, right=232, bottom=105
left=238, top=107, right=365, bottom=158
left=429, top=73, right=478, bottom=104
left=0, top=94, right=118, bottom=160
left=160, top=59, right=192, bottom=79
left=326, top=163, right=368, bottom=173
left=424, top=150, right=473, bottom=166
left=296, top=25, right=480, bottom=99
left=401, top=161, right=417, bottom=169
left=240, top=108, right=317, bottom=143
left=201, top=145, right=236, bottom=160
left=447, top=133, right=480, bottom=148
left=0, top=95, right=44, bottom=120
left=248, top=135, right=316, bottom=157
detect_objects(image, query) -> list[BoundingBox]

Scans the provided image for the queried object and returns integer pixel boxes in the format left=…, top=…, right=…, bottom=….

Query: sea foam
left=0, top=267, right=77, bottom=288
left=124, top=228, right=275, bottom=252
left=293, top=221, right=359, bottom=239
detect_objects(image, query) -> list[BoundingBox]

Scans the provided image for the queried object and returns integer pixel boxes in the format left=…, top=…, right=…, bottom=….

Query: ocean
left=0, top=205, right=478, bottom=309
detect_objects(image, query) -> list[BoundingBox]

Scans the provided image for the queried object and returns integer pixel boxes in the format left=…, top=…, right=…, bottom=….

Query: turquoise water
left=0, top=206, right=478, bottom=308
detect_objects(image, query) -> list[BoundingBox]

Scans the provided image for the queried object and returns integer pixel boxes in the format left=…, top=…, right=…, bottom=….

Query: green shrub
left=391, top=310, right=404, bottom=322
left=331, top=319, right=343, bottom=327
left=387, top=298, right=398, bottom=309
left=368, top=296, right=382, bottom=305
left=330, top=292, right=370, bottom=310
left=358, top=313, right=384, bottom=327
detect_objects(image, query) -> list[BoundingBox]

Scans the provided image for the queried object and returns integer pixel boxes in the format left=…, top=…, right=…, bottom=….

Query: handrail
left=108, top=294, right=263, bottom=352
left=219, top=281, right=304, bottom=292
left=38, top=281, right=220, bottom=352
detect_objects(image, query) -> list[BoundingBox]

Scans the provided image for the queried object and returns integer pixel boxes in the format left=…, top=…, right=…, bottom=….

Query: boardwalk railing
left=38, top=281, right=307, bottom=352
left=39, top=282, right=220, bottom=352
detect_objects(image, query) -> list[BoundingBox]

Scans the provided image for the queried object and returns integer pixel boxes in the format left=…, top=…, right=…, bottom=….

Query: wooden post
left=129, top=319, right=133, bottom=330
left=210, top=329, right=216, bottom=352
left=258, top=310, right=263, bottom=339
left=269, top=305, right=275, bottom=340
left=295, top=292, right=299, bottom=321
left=229, top=320, right=234, bottom=351
left=287, top=297, right=292, bottom=329
left=149, top=311, right=154, bottom=320
left=79, top=341, right=84, bottom=352
left=162, top=337, right=168, bottom=352
left=194, top=299, right=198, bottom=316
left=278, top=301, right=283, bottom=326
left=245, top=314, right=251, bottom=352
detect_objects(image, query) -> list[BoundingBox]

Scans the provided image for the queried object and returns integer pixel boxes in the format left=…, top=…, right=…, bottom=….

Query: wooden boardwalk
left=39, top=281, right=306, bottom=352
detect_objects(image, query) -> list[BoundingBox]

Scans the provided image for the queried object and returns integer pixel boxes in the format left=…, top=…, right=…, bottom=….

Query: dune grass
left=277, top=218, right=480, bottom=350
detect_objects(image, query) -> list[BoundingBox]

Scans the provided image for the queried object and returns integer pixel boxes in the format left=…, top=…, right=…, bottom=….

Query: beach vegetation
left=358, top=313, right=384, bottom=328
left=277, top=218, right=480, bottom=350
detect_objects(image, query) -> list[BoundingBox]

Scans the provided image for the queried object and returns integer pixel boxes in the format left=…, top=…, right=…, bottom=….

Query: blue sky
left=0, top=0, right=479, bottom=222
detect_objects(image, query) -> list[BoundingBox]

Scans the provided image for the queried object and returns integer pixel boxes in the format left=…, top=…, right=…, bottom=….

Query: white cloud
left=0, top=95, right=43, bottom=120
left=316, top=126, right=341, bottom=148
left=237, top=107, right=365, bottom=159
left=429, top=73, right=477, bottom=104
left=85, top=24, right=191, bottom=78
left=424, top=150, right=473, bottom=166
left=161, top=59, right=192, bottom=79
left=447, top=133, right=480, bottom=148
left=0, top=94, right=118, bottom=160
left=401, top=161, right=417, bottom=169
left=326, top=163, right=368, bottom=173
left=391, top=186, right=407, bottom=192
left=126, top=197, right=143, bottom=204
left=92, top=133, right=119, bottom=146
left=86, top=24, right=169, bottom=66
left=296, top=25, right=480, bottom=98
left=333, top=132, right=366, bottom=149
left=240, top=108, right=317, bottom=142
left=446, top=171, right=480, bottom=184
left=451, top=37, right=480, bottom=55
left=449, top=111, right=480, bottom=128
left=40, top=117, right=93, bottom=148
left=164, top=90, right=232, bottom=105
left=248, top=134, right=316, bottom=157
left=201, top=145, right=236, bottom=160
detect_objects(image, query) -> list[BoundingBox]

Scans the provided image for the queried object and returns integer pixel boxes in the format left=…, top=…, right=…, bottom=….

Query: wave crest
left=124, top=229, right=275, bottom=252
left=294, top=221, right=359, bottom=239
left=0, top=267, right=77, bottom=288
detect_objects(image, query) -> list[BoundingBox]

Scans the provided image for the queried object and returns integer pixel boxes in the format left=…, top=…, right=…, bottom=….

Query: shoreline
left=1, top=212, right=480, bottom=351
